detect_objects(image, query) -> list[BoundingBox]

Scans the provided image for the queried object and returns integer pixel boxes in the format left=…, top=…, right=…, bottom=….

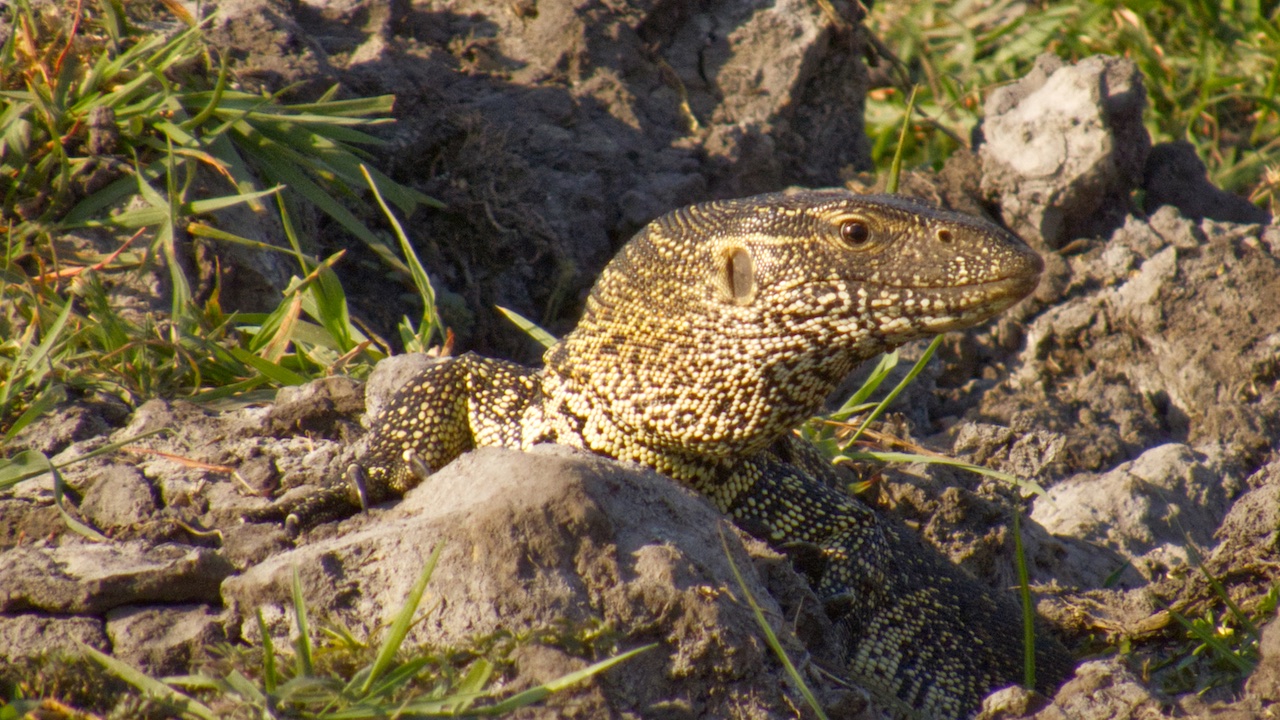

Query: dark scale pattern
left=274, top=189, right=1073, bottom=719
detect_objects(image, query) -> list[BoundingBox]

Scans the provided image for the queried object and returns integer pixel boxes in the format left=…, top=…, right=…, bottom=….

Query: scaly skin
left=261, top=189, right=1072, bottom=719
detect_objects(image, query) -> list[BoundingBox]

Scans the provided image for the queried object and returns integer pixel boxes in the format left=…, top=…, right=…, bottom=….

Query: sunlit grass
left=865, top=0, right=1279, bottom=211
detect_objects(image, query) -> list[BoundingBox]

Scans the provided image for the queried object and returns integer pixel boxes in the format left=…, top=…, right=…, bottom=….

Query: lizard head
left=707, top=188, right=1046, bottom=338
left=545, top=189, right=1042, bottom=456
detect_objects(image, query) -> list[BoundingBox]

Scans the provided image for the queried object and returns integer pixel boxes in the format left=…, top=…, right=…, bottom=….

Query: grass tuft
left=64, top=547, right=649, bottom=718
left=865, top=0, right=1280, bottom=210
left=0, top=0, right=447, bottom=431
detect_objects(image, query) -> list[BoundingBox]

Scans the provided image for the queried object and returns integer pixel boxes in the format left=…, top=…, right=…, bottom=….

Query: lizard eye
left=839, top=219, right=871, bottom=246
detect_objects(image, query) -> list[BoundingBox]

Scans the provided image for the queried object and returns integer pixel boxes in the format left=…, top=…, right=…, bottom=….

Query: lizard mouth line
left=871, top=274, right=1041, bottom=293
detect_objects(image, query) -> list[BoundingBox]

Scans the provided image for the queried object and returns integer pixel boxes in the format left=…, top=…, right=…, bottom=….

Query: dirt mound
left=207, top=0, right=873, bottom=359
left=225, top=445, right=863, bottom=718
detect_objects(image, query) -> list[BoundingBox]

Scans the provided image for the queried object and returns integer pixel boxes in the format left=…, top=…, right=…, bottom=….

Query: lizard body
left=276, top=189, right=1071, bottom=718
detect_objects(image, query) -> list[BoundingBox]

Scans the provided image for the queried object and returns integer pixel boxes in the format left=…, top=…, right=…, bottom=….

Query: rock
left=113, top=398, right=209, bottom=446
left=0, top=614, right=109, bottom=664
left=1143, top=141, right=1272, bottom=226
left=1211, top=461, right=1280, bottom=558
left=0, top=542, right=233, bottom=614
left=223, top=445, right=846, bottom=718
left=953, top=424, right=1069, bottom=483
left=235, top=454, right=279, bottom=496
left=1029, top=659, right=1166, bottom=720
left=207, top=0, right=336, bottom=95
left=6, top=396, right=130, bottom=458
left=79, top=465, right=156, bottom=530
left=978, top=685, right=1048, bottom=719
left=265, top=376, right=365, bottom=438
left=0, top=496, right=63, bottom=551
left=1031, top=444, right=1241, bottom=583
left=105, top=604, right=229, bottom=676
left=979, top=54, right=1150, bottom=248
left=982, top=210, right=1280, bottom=477
left=362, top=353, right=436, bottom=423
left=220, top=521, right=293, bottom=570
left=85, top=396, right=349, bottom=532
left=1245, top=618, right=1280, bottom=703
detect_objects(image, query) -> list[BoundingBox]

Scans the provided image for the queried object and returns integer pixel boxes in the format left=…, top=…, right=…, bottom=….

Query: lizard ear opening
left=716, top=246, right=756, bottom=304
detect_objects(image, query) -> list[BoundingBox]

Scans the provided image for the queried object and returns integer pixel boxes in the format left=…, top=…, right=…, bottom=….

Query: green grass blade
left=52, top=464, right=109, bottom=542
left=279, top=94, right=396, bottom=117
left=842, top=334, right=943, bottom=449
left=292, top=565, right=315, bottom=677
left=1185, top=541, right=1260, bottom=638
left=161, top=675, right=223, bottom=692
left=886, top=85, right=919, bottom=194
left=66, top=428, right=172, bottom=470
left=256, top=608, right=278, bottom=694
left=16, top=296, right=75, bottom=387
left=307, top=255, right=356, bottom=352
left=237, top=136, right=404, bottom=271
left=289, top=315, right=368, bottom=353
left=449, top=658, right=495, bottom=712
left=159, top=219, right=191, bottom=329
left=274, top=192, right=312, bottom=273
left=358, top=656, right=433, bottom=702
left=496, top=306, right=557, bottom=349
left=181, top=52, right=231, bottom=131
left=186, top=187, right=282, bottom=215
left=62, top=162, right=165, bottom=225
left=472, top=643, right=656, bottom=715
left=362, top=164, right=442, bottom=347
left=247, top=286, right=304, bottom=355
left=190, top=376, right=272, bottom=404
left=242, top=119, right=421, bottom=210
left=361, top=542, right=445, bottom=694
left=187, top=221, right=311, bottom=257
left=219, top=669, right=267, bottom=705
left=2, top=383, right=67, bottom=442
left=1168, top=609, right=1256, bottom=674
left=227, top=347, right=308, bottom=386
left=720, top=530, right=828, bottom=720
left=827, top=350, right=898, bottom=422
left=836, top=450, right=1048, bottom=497
left=1012, top=510, right=1036, bottom=690
left=0, top=450, right=57, bottom=490
left=79, top=642, right=219, bottom=720
left=344, top=647, right=653, bottom=717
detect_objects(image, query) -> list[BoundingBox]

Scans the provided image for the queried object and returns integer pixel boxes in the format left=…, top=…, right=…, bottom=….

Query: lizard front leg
left=247, top=354, right=536, bottom=531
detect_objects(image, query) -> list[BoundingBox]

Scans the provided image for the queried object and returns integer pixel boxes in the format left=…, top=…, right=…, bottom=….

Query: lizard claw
left=346, top=463, right=370, bottom=511
left=404, top=449, right=432, bottom=484
left=284, top=513, right=301, bottom=538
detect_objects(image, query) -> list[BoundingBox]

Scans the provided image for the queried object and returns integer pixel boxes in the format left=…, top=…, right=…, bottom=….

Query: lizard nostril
left=937, top=228, right=954, bottom=244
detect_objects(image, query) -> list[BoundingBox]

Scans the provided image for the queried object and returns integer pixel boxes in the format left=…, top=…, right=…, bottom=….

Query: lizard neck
left=541, top=308, right=875, bottom=463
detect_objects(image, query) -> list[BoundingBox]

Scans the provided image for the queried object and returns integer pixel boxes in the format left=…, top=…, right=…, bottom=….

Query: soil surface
left=3, top=2, right=1279, bottom=719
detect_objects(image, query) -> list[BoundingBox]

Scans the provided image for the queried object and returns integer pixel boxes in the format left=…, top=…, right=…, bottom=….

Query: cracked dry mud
left=2, top=1, right=1278, bottom=718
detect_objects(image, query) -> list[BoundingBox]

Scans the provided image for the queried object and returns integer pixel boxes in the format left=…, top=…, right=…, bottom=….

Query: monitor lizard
left=258, top=188, right=1072, bottom=719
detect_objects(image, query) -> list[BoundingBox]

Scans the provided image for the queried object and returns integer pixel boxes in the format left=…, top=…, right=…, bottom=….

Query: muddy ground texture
left=3, top=1, right=1280, bottom=718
